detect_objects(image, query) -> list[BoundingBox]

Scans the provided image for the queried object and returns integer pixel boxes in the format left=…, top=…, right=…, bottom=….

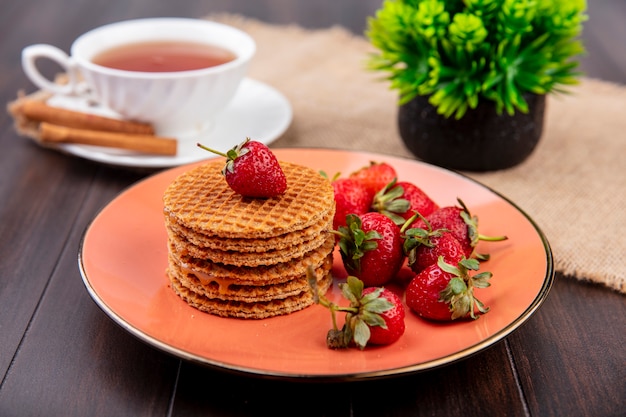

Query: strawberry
left=330, top=177, right=372, bottom=230
left=413, top=199, right=507, bottom=260
left=362, top=286, right=406, bottom=346
left=405, top=257, right=492, bottom=321
left=197, top=138, right=286, bottom=198
left=335, top=212, right=404, bottom=287
left=349, top=161, right=397, bottom=200
left=371, top=179, right=439, bottom=226
left=308, top=272, right=405, bottom=349
left=403, top=227, right=465, bottom=274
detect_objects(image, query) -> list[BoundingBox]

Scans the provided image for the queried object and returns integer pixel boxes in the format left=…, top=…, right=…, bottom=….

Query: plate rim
left=78, top=147, right=554, bottom=381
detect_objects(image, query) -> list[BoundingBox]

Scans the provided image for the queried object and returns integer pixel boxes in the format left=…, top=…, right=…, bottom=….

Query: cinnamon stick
left=20, top=100, right=154, bottom=134
left=39, top=122, right=177, bottom=156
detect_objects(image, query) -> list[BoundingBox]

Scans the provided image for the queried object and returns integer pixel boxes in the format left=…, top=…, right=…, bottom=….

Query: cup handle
left=21, top=44, right=81, bottom=95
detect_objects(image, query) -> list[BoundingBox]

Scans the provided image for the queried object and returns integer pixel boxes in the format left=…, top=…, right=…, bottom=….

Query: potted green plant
left=366, top=0, right=587, bottom=171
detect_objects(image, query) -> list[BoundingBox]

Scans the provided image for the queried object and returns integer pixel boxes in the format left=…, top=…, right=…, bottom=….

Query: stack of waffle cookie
left=163, top=160, right=336, bottom=319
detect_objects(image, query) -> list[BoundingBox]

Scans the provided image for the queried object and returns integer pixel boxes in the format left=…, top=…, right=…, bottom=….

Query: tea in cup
left=22, top=18, right=256, bottom=136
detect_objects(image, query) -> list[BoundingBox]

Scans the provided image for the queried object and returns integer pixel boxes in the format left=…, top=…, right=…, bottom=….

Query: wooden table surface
left=1, top=1, right=624, bottom=416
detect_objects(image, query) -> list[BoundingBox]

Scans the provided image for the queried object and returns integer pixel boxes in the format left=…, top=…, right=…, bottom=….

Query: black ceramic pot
left=398, top=94, right=546, bottom=171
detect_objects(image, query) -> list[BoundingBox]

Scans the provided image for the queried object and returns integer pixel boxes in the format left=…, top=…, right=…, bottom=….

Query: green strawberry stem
left=315, top=292, right=360, bottom=330
left=306, top=266, right=359, bottom=331
left=477, top=233, right=508, bottom=242
left=197, top=138, right=251, bottom=164
left=399, top=211, right=424, bottom=234
left=197, top=139, right=253, bottom=177
left=457, top=197, right=508, bottom=243
left=196, top=142, right=228, bottom=158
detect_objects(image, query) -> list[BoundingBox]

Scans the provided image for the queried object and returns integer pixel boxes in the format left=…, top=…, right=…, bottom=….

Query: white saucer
left=45, top=78, right=292, bottom=169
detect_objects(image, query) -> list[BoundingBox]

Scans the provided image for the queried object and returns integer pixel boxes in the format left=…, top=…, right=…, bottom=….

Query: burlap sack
left=213, top=14, right=626, bottom=294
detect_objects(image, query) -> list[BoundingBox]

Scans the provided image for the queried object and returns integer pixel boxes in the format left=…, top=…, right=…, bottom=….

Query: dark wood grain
left=170, top=341, right=526, bottom=417
left=509, top=275, right=626, bottom=417
left=0, top=151, right=92, bottom=376
left=1, top=1, right=624, bottom=417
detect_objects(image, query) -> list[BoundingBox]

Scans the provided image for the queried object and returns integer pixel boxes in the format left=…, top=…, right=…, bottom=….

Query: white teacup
left=22, top=18, right=256, bottom=136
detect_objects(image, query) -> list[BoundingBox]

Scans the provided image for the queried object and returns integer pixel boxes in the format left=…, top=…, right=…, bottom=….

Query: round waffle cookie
left=163, top=159, right=337, bottom=319
left=169, top=270, right=333, bottom=319
left=167, top=235, right=336, bottom=286
left=166, top=223, right=332, bottom=267
left=167, top=253, right=333, bottom=304
left=164, top=208, right=333, bottom=253
left=163, top=160, right=336, bottom=239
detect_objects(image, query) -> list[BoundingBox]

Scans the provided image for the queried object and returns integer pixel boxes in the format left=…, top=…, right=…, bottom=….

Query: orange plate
left=79, top=148, right=553, bottom=381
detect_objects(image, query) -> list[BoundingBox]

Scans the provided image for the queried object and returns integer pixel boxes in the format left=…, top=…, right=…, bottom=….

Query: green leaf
left=346, top=276, right=364, bottom=299
left=459, top=258, right=481, bottom=271
left=472, top=271, right=493, bottom=288
left=353, top=318, right=371, bottom=349
left=448, top=277, right=468, bottom=295
left=437, top=256, right=461, bottom=275
left=451, top=294, right=472, bottom=319
left=474, top=297, right=490, bottom=314
left=381, top=211, right=407, bottom=226
left=340, top=282, right=359, bottom=304
left=360, top=240, right=380, bottom=254
left=361, top=310, right=387, bottom=328
left=360, top=286, right=383, bottom=304
left=363, top=297, right=394, bottom=314
left=404, top=227, right=432, bottom=240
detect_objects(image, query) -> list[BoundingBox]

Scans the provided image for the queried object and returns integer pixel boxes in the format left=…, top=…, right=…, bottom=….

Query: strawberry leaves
left=334, top=212, right=404, bottom=287
left=221, top=139, right=250, bottom=176
left=437, top=257, right=492, bottom=319
left=336, top=214, right=382, bottom=272
left=308, top=268, right=405, bottom=350
left=406, top=256, right=492, bottom=321
left=340, top=278, right=395, bottom=349
left=371, top=178, right=410, bottom=225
